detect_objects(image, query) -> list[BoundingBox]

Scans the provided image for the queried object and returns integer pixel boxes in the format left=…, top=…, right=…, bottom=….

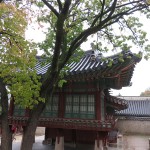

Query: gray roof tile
left=35, top=50, right=141, bottom=87
left=116, top=97, right=150, bottom=117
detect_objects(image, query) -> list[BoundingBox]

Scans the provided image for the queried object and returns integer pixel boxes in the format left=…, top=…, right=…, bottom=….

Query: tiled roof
left=35, top=56, right=51, bottom=75
left=35, top=50, right=141, bottom=88
left=116, top=97, right=150, bottom=117
left=106, top=96, right=128, bottom=111
left=117, top=96, right=150, bottom=101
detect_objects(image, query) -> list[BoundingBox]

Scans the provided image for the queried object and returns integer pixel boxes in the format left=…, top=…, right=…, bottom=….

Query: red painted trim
left=63, top=91, right=96, bottom=94
left=58, top=90, right=65, bottom=118
left=104, top=94, right=106, bottom=120
left=95, top=90, right=101, bottom=120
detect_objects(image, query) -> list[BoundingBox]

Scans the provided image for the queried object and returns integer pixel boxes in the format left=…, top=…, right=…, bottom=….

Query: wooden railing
left=7, top=116, right=115, bottom=131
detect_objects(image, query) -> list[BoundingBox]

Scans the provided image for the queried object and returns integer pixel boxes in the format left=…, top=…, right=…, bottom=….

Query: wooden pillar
left=44, top=127, right=49, bottom=140
left=55, top=136, right=64, bottom=150
left=94, top=139, right=103, bottom=150
left=95, top=90, right=101, bottom=120
left=8, top=96, right=14, bottom=116
left=42, top=128, right=52, bottom=145
left=58, top=90, right=65, bottom=118
left=94, top=131, right=107, bottom=150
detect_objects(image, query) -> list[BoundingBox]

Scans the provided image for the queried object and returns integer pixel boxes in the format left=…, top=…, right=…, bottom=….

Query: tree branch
left=59, top=1, right=148, bottom=70
left=41, top=0, right=59, bottom=17
left=91, top=0, right=105, bottom=27
left=42, top=0, right=72, bottom=87
left=69, top=0, right=80, bottom=14
left=57, top=0, right=62, bottom=11
left=0, top=30, right=23, bottom=52
left=107, top=0, right=117, bottom=18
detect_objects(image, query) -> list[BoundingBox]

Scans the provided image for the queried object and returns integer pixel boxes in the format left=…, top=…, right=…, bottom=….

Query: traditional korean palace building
left=8, top=50, right=141, bottom=150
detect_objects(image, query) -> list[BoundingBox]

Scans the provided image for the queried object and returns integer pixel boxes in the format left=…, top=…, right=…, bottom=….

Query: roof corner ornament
left=90, top=49, right=103, bottom=61
left=91, top=54, right=96, bottom=61
left=90, top=50, right=96, bottom=61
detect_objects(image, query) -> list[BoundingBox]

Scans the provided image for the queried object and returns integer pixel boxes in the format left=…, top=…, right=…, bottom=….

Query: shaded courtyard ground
left=121, top=134, right=149, bottom=150
left=11, top=133, right=150, bottom=150
left=110, top=134, right=150, bottom=150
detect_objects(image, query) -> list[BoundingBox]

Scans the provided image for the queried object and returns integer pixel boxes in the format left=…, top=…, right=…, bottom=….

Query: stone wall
left=117, top=119, right=150, bottom=135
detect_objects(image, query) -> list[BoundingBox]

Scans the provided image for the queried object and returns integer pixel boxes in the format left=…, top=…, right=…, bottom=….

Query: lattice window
left=88, top=95, right=95, bottom=113
left=41, top=95, right=59, bottom=117
left=65, top=95, right=72, bottom=113
left=73, top=95, right=79, bottom=113
left=65, top=94, right=95, bottom=119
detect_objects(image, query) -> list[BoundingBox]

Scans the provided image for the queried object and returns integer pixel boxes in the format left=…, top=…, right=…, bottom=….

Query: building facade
left=8, top=50, right=141, bottom=149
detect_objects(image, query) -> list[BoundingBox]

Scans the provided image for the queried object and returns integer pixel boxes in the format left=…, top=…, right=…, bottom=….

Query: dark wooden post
left=95, top=90, right=101, bottom=120
left=8, top=96, right=14, bottom=116
left=58, top=89, right=65, bottom=118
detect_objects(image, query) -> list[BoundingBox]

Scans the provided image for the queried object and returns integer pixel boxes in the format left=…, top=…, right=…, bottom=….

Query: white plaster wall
left=117, top=120, right=150, bottom=135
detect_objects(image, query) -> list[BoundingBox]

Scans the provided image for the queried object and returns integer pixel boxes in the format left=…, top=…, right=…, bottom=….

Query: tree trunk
left=0, top=79, right=12, bottom=150
left=21, top=69, right=58, bottom=150
left=21, top=102, right=45, bottom=150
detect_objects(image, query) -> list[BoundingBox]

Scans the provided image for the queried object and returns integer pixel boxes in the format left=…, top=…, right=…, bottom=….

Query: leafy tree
left=1, top=0, right=150, bottom=149
left=0, top=2, right=42, bottom=150
left=19, top=1, right=150, bottom=150
left=140, top=87, right=150, bottom=96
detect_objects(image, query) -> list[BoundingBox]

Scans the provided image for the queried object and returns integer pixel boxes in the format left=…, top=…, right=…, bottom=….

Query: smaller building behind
left=116, top=96, right=150, bottom=135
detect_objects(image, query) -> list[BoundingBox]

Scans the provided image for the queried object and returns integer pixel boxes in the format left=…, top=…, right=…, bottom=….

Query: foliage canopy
left=26, top=0, right=150, bottom=91
left=1, top=0, right=150, bottom=104
left=0, top=3, right=43, bottom=108
left=36, top=0, right=150, bottom=58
